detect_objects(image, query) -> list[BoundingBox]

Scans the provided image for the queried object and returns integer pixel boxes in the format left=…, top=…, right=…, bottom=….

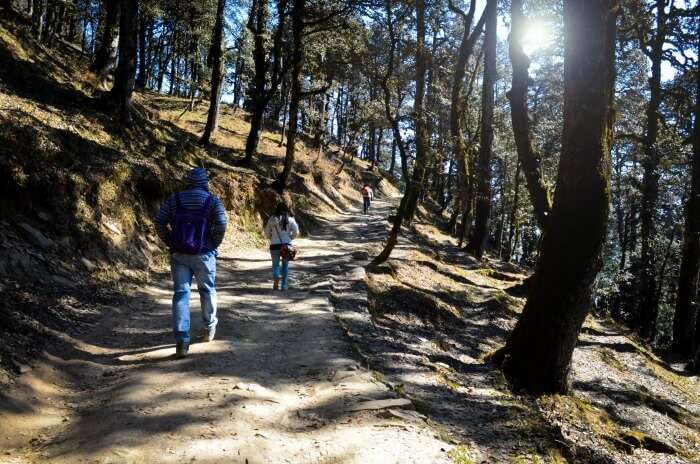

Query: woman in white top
left=264, top=202, right=299, bottom=290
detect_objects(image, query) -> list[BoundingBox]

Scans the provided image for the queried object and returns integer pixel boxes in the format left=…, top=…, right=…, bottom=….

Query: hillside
left=1, top=9, right=700, bottom=464
left=0, top=16, right=396, bottom=383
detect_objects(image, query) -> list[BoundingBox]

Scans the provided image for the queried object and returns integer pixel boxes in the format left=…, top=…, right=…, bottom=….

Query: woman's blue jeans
left=271, top=249, right=289, bottom=290
left=170, top=251, right=218, bottom=344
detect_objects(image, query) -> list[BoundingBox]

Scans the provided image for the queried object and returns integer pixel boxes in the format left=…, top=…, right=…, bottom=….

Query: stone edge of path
left=326, top=262, right=442, bottom=427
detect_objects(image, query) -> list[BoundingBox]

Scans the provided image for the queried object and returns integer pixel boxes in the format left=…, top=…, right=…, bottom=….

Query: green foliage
left=447, top=445, right=473, bottom=464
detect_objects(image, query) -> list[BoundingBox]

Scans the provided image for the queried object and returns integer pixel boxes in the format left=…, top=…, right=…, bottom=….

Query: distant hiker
left=264, top=202, right=299, bottom=291
left=361, top=184, right=374, bottom=214
left=155, top=167, right=228, bottom=358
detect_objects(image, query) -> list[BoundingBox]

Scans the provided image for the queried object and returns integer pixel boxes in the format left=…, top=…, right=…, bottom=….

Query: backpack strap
left=273, top=221, right=288, bottom=245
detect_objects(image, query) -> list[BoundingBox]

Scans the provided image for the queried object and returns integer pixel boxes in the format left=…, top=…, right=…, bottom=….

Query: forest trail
left=1, top=199, right=452, bottom=464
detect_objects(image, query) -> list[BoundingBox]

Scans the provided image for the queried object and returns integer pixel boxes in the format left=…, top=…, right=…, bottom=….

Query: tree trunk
left=135, top=6, right=148, bottom=89
left=495, top=0, right=617, bottom=394
left=199, top=0, right=227, bottom=146
left=144, top=21, right=154, bottom=86
left=169, top=32, right=178, bottom=95
left=506, top=160, right=521, bottom=262
left=372, top=0, right=427, bottom=265
left=279, top=87, right=289, bottom=146
left=367, top=123, right=376, bottom=165
left=274, top=0, right=304, bottom=192
left=32, top=0, right=47, bottom=40
left=380, top=0, right=409, bottom=183
left=507, top=0, right=552, bottom=230
left=314, top=92, right=328, bottom=160
left=449, top=0, right=479, bottom=217
left=242, top=0, right=288, bottom=164
left=156, top=27, right=170, bottom=91
left=232, top=37, right=245, bottom=110
left=109, top=0, right=138, bottom=125
left=90, top=0, right=120, bottom=78
left=673, top=44, right=700, bottom=356
left=637, top=0, right=666, bottom=339
left=389, top=137, right=396, bottom=176
left=403, top=0, right=429, bottom=222
left=243, top=0, right=269, bottom=163
left=466, top=2, right=496, bottom=259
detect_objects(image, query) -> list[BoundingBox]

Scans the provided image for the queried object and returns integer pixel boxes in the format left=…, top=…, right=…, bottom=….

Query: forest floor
left=343, top=214, right=700, bottom=464
left=2, top=197, right=700, bottom=464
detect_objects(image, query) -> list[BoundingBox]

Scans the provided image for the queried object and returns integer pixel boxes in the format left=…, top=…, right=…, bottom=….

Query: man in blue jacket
left=155, top=167, right=228, bottom=358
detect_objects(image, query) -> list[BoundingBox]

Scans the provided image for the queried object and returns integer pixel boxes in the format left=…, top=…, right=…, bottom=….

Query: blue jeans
left=271, top=249, right=289, bottom=290
left=171, top=251, right=218, bottom=343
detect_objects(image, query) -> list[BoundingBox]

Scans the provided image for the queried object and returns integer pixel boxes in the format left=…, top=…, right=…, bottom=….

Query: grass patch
left=598, top=348, right=624, bottom=372
left=447, top=445, right=473, bottom=464
left=436, top=370, right=461, bottom=392
left=548, top=449, right=567, bottom=464
left=643, top=357, right=700, bottom=404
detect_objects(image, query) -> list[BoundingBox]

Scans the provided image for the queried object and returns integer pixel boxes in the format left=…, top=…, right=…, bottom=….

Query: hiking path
left=1, top=199, right=452, bottom=464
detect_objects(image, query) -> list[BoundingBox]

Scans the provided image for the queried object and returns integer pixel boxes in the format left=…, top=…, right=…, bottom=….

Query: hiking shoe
left=175, top=341, right=189, bottom=358
left=201, top=327, right=216, bottom=343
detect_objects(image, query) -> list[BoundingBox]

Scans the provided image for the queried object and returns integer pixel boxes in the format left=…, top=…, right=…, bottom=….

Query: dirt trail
left=1, top=200, right=451, bottom=464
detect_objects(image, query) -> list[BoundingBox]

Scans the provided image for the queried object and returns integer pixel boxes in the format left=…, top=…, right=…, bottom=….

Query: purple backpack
left=171, top=193, right=212, bottom=254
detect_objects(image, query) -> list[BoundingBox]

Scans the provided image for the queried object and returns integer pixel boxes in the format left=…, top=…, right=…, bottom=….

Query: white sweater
left=264, top=215, right=299, bottom=245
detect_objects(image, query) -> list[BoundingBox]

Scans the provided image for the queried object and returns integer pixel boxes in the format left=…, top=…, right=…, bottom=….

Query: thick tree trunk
left=673, top=49, right=700, bottom=356
left=274, top=0, right=304, bottom=192
left=199, top=0, right=227, bottom=146
left=109, top=0, right=138, bottom=125
left=466, top=3, right=496, bottom=259
left=637, top=0, right=666, bottom=339
left=495, top=0, right=617, bottom=394
left=91, top=0, right=120, bottom=78
left=507, top=0, right=551, bottom=230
